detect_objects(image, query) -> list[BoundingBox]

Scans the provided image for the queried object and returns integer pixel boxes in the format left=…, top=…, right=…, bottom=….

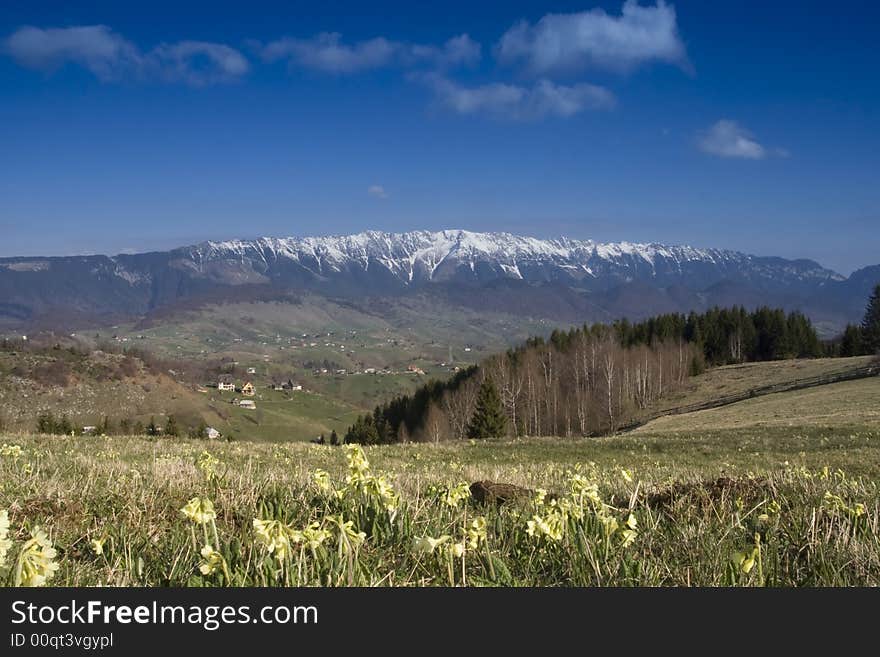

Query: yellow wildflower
left=467, top=517, right=488, bottom=550
left=180, top=497, right=217, bottom=525
left=90, top=537, right=106, bottom=556
left=345, top=444, right=371, bottom=475
left=0, top=510, right=11, bottom=568
left=732, top=549, right=757, bottom=575
left=14, top=527, right=59, bottom=587
left=0, top=443, right=23, bottom=458
left=326, top=515, right=366, bottom=549
left=312, top=469, right=332, bottom=492
left=442, top=482, right=471, bottom=508
left=413, top=535, right=450, bottom=555
left=199, top=544, right=223, bottom=575
left=298, top=523, right=332, bottom=551
left=533, top=488, right=548, bottom=506
left=252, top=519, right=292, bottom=562
left=196, top=451, right=220, bottom=482
left=446, top=541, right=466, bottom=559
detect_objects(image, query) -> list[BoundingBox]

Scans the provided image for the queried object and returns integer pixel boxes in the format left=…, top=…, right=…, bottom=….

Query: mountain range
left=0, top=230, right=876, bottom=336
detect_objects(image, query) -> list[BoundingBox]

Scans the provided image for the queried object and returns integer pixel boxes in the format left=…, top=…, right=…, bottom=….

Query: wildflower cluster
left=181, top=497, right=230, bottom=582
left=0, top=510, right=11, bottom=569
left=525, top=475, right=638, bottom=548
left=196, top=451, right=221, bottom=483
left=432, top=482, right=471, bottom=509
left=0, top=443, right=23, bottom=458
left=181, top=497, right=217, bottom=525
left=251, top=513, right=364, bottom=585
left=339, top=445, right=400, bottom=515
left=312, top=469, right=332, bottom=493
left=823, top=491, right=867, bottom=519
left=14, top=528, right=60, bottom=587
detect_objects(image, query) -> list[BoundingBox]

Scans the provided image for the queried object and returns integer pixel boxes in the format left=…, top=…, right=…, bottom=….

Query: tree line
left=345, top=326, right=701, bottom=444
left=602, top=305, right=823, bottom=365
left=343, top=303, right=837, bottom=445
left=838, top=285, right=880, bottom=357
left=33, top=411, right=217, bottom=439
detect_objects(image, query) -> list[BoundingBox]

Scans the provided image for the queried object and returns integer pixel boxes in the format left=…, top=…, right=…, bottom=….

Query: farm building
left=238, top=399, right=256, bottom=410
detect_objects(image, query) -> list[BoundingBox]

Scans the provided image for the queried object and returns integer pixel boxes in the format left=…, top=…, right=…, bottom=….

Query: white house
left=218, top=375, right=235, bottom=392
left=206, top=427, right=221, bottom=440
left=239, top=399, right=256, bottom=410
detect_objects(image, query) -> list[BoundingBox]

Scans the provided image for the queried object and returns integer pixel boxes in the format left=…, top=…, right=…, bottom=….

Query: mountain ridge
left=0, top=229, right=874, bottom=334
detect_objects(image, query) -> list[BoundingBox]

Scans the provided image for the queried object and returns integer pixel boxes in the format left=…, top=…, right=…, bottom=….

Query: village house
left=241, top=382, right=255, bottom=396
left=218, top=375, right=235, bottom=392
left=205, top=427, right=221, bottom=440
left=246, top=367, right=256, bottom=374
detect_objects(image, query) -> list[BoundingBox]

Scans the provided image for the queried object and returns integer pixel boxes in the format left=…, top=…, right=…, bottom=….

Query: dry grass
left=1, top=425, right=879, bottom=586
left=655, top=356, right=874, bottom=411
left=637, top=376, right=880, bottom=433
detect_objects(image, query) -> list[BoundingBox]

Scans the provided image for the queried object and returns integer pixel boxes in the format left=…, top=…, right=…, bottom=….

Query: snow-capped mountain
left=0, top=229, right=872, bottom=333
left=175, top=229, right=842, bottom=291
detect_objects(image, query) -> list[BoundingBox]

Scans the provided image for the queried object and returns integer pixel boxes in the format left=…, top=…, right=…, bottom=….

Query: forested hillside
left=345, top=305, right=826, bottom=444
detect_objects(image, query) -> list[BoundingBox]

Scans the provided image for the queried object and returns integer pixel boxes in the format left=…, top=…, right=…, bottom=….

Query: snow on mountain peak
left=187, top=229, right=841, bottom=287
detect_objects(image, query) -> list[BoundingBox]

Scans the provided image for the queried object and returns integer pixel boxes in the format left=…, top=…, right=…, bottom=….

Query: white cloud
left=3, top=25, right=139, bottom=80
left=262, top=33, right=396, bottom=73
left=407, top=34, right=481, bottom=68
left=368, top=185, right=388, bottom=199
left=2, top=25, right=249, bottom=85
left=698, top=120, right=769, bottom=159
left=496, top=1, right=688, bottom=75
left=261, top=32, right=480, bottom=73
left=422, top=74, right=615, bottom=121
left=148, top=41, right=250, bottom=86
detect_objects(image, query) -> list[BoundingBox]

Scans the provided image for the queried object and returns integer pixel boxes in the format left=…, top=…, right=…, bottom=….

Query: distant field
left=637, top=377, right=880, bottom=433
left=215, top=388, right=362, bottom=442
left=118, top=296, right=553, bottom=370
left=0, top=347, right=366, bottom=442
left=654, top=356, right=875, bottom=413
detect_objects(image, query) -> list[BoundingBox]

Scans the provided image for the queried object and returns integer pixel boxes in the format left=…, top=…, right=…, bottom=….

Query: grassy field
left=1, top=422, right=878, bottom=586
left=654, top=356, right=875, bottom=412
left=0, top=344, right=409, bottom=442
left=638, top=376, right=880, bottom=433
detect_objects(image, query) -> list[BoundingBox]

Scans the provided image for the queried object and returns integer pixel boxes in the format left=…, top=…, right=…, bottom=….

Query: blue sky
left=1, top=1, right=877, bottom=273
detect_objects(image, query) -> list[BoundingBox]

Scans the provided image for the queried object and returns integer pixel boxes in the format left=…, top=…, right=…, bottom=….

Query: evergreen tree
left=329, top=429, right=339, bottom=446
left=345, top=415, right=380, bottom=444
left=146, top=417, right=159, bottom=436
left=467, top=379, right=507, bottom=439
left=164, top=415, right=179, bottom=437
left=36, top=411, right=56, bottom=434
left=840, top=324, right=864, bottom=357
left=861, top=284, right=880, bottom=354
left=57, top=415, right=73, bottom=435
